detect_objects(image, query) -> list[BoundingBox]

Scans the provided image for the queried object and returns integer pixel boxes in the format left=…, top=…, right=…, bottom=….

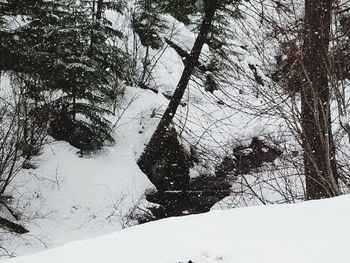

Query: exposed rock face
left=48, top=114, right=105, bottom=154
left=146, top=177, right=231, bottom=219
left=143, top=136, right=282, bottom=221
left=149, top=126, right=190, bottom=191
left=216, top=137, right=282, bottom=176
left=140, top=127, right=232, bottom=219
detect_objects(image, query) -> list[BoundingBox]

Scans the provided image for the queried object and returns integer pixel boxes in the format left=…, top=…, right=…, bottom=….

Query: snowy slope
left=0, top=0, right=312, bottom=257
left=2, top=195, right=350, bottom=263
left=3, top=87, right=165, bottom=255
left=1, top=7, right=274, bottom=256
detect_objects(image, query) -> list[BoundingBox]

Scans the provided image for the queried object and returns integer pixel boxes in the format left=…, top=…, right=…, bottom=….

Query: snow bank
left=3, top=195, right=350, bottom=263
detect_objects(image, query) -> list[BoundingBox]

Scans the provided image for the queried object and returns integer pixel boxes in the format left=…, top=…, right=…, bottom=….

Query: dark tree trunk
left=0, top=217, right=29, bottom=234
left=89, top=0, right=103, bottom=56
left=301, top=0, right=339, bottom=199
left=137, top=0, right=217, bottom=188
left=139, top=0, right=152, bottom=84
left=96, top=0, right=104, bottom=20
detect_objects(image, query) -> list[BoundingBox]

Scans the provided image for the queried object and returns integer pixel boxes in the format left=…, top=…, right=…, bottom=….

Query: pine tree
left=157, top=0, right=197, bottom=25
left=132, top=0, right=167, bottom=49
left=86, top=0, right=130, bottom=110
left=1, top=0, right=131, bottom=153
left=0, top=0, right=53, bottom=162
left=37, top=0, right=128, bottom=153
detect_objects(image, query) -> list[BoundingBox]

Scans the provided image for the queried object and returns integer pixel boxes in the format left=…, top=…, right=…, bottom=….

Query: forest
left=0, top=0, right=350, bottom=262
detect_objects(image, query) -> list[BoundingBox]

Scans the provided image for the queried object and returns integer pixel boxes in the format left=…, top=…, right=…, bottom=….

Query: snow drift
left=2, top=194, right=350, bottom=263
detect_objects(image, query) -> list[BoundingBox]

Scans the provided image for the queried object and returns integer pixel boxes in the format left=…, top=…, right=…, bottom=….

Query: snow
left=2, top=0, right=347, bottom=260
left=3, top=85, right=160, bottom=254
left=2, top=195, right=350, bottom=263
left=1, top=2, right=296, bottom=255
left=2, top=0, right=293, bottom=254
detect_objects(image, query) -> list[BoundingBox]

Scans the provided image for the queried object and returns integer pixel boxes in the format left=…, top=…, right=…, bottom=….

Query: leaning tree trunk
left=301, top=0, right=340, bottom=199
left=137, top=0, right=217, bottom=188
left=0, top=216, right=28, bottom=234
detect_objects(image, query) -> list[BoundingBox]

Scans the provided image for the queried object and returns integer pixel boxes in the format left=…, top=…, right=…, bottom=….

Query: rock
left=48, top=114, right=104, bottom=154
left=146, top=176, right=231, bottom=219
left=150, top=126, right=191, bottom=191
left=215, top=136, right=282, bottom=176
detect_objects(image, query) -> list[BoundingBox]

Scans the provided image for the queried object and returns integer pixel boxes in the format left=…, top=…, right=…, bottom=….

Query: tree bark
left=89, top=0, right=103, bottom=56
left=0, top=217, right=29, bottom=234
left=95, top=0, right=104, bottom=20
left=137, top=0, right=217, bottom=188
left=301, top=0, right=340, bottom=199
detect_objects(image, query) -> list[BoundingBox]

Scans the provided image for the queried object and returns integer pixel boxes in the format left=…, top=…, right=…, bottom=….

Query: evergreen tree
left=132, top=0, right=167, bottom=49
left=40, top=0, right=129, bottom=153
left=0, top=0, right=131, bottom=153
left=86, top=0, right=130, bottom=109
left=0, top=0, right=53, bottom=162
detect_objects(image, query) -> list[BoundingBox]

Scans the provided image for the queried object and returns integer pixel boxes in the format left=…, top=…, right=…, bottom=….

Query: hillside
left=1, top=0, right=350, bottom=261
left=1, top=2, right=280, bottom=255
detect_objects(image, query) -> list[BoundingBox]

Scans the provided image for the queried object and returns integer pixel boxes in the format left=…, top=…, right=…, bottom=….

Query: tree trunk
left=137, top=0, right=217, bottom=188
left=95, top=0, right=104, bottom=20
left=301, top=0, right=339, bottom=199
left=89, top=0, right=103, bottom=56
left=0, top=217, right=29, bottom=234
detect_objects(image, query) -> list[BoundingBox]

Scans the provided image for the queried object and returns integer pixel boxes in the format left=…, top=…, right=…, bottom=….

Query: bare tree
left=300, top=0, right=340, bottom=199
left=0, top=73, right=48, bottom=234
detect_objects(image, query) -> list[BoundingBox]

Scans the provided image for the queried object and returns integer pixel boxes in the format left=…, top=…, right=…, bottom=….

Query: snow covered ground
left=2, top=1, right=343, bottom=260
left=3, top=87, right=160, bottom=255
left=3, top=194, right=350, bottom=263
left=1, top=8, right=276, bottom=256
